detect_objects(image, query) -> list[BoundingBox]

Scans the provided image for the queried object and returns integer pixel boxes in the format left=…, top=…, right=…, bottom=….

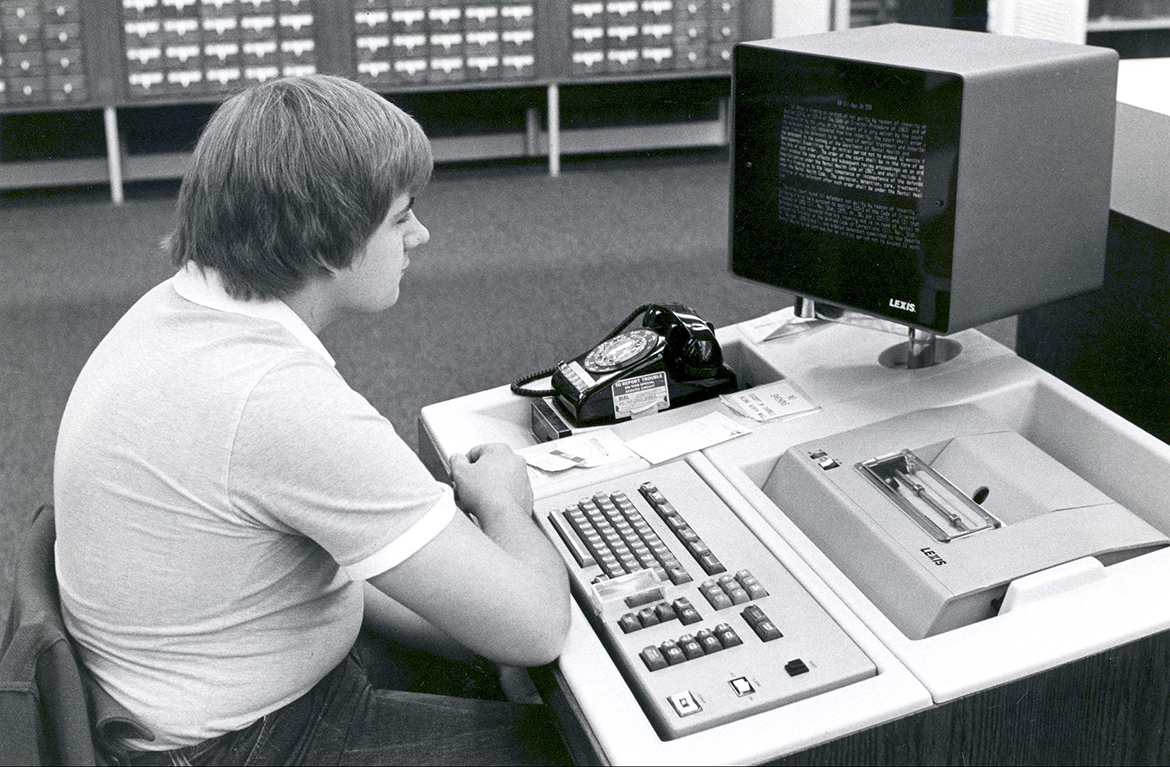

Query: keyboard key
left=715, top=623, right=743, bottom=648
left=679, top=636, right=705, bottom=660
left=666, top=565, right=693, bottom=585
left=703, top=589, right=733, bottom=611
left=741, top=605, right=767, bottom=628
left=745, top=582, right=769, bottom=600
left=673, top=597, right=702, bottom=625
left=624, top=587, right=662, bottom=608
left=640, top=646, right=668, bottom=671
left=653, top=602, right=677, bottom=623
left=660, top=640, right=686, bottom=665
left=785, top=658, right=810, bottom=676
left=696, top=629, right=723, bottom=654
left=727, top=587, right=750, bottom=605
left=698, top=553, right=727, bottom=575
left=618, top=613, right=641, bottom=633
left=753, top=619, right=783, bottom=642
left=637, top=607, right=660, bottom=627
left=547, top=511, right=596, bottom=568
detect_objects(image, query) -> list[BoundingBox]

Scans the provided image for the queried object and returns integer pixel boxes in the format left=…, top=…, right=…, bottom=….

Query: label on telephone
left=612, top=372, right=669, bottom=419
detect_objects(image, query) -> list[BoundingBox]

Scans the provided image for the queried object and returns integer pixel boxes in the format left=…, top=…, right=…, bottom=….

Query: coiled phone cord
left=510, top=303, right=655, bottom=398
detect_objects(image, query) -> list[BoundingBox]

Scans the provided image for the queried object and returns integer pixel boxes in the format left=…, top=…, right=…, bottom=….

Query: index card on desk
left=625, top=412, right=753, bottom=465
left=520, top=428, right=635, bottom=473
left=720, top=379, right=819, bottom=423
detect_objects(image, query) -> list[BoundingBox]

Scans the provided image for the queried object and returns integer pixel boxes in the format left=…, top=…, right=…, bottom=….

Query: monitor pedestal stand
left=793, top=297, right=962, bottom=369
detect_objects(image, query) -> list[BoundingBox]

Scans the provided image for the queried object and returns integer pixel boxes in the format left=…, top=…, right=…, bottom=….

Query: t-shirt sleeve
left=228, top=354, right=456, bottom=580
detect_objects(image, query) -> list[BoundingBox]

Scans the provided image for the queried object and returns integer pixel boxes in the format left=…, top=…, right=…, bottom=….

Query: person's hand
left=448, top=443, right=534, bottom=523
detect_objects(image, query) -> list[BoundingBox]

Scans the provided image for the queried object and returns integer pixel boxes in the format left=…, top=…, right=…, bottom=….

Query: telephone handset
left=513, top=303, right=738, bottom=440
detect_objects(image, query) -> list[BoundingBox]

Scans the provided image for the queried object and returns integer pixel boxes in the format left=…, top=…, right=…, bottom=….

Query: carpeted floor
left=0, top=149, right=1016, bottom=634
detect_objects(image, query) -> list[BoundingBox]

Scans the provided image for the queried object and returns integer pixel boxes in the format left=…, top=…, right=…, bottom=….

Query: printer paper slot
left=859, top=450, right=1002, bottom=543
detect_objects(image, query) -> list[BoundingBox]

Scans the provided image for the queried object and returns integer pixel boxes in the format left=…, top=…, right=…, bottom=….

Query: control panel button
left=785, top=658, right=810, bottom=676
left=729, top=676, right=755, bottom=696
left=667, top=690, right=702, bottom=717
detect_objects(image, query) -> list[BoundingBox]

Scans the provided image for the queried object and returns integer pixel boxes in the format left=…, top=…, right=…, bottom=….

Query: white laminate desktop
left=417, top=309, right=1170, bottom=764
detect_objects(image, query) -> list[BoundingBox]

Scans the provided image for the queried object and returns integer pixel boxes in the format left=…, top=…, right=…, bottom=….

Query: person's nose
left=406, top=217, right=430, bottom=250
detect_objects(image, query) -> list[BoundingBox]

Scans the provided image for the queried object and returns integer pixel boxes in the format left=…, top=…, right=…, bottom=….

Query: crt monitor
left=730, top=24, right=1118, bottom=341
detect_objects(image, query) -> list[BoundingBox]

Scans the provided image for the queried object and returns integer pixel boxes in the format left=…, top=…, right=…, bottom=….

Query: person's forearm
left=476, top=502, right=569, bottom=594
left=474, top=502, right=572, bottom=646
left=362, top=582, right=475, bottom=662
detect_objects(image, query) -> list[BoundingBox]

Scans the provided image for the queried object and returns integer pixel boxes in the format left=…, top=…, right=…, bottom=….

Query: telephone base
left=531, top=397, right=575, bottom=443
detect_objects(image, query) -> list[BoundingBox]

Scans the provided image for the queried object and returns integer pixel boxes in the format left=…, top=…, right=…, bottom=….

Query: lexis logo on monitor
left=889, top=299, right=917, bottom=313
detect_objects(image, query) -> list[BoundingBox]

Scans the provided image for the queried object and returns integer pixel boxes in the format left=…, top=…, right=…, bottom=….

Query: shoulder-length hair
left=169, top=74, right=433, bottom=300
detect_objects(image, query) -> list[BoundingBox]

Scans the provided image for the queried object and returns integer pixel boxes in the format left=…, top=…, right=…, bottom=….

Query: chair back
left=0, top=505, right=97, bottom=766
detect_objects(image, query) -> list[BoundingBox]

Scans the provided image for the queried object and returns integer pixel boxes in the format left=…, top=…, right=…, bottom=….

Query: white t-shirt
left=54, top=264, right=457, bottom=750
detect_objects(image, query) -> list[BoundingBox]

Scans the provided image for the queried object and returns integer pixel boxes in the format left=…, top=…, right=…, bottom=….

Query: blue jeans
left=99, top=631, right=572, bottom=766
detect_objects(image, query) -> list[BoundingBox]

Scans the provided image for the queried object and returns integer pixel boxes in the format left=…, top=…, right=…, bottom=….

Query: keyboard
left=535, top=460, right=877, bottom=740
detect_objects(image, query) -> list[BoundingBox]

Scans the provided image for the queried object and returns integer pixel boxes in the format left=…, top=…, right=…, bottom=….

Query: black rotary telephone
left=512, top=303, right=738, bottom=441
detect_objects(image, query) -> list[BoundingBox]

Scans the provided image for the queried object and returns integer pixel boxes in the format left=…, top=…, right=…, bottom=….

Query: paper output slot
left=858, top=450, right=1002, bottom=543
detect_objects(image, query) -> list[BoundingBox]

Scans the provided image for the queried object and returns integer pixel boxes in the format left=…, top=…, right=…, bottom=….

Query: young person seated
left=53, top=74, right=572, bottom=766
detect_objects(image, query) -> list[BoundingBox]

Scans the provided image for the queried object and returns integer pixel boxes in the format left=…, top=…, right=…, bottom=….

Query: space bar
left=548, top=511, right=597, bottom=568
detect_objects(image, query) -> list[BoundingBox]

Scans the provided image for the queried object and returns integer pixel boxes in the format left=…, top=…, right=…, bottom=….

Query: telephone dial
left=512, top=303, right=738, bottom=442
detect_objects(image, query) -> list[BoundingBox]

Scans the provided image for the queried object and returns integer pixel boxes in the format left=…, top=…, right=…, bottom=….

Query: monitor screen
left=731, top=45, right=963, bottom=333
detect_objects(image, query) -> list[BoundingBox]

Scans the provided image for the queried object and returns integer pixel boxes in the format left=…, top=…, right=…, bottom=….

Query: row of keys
left=618, top=596, right=701, bottom=633
left=551, top=492, right=693, bottom=584
left=639, top=623, right=743, bottom=671
left=697, top=569, right=768, bottom=610
left=639, top=482, right=725, bottom=575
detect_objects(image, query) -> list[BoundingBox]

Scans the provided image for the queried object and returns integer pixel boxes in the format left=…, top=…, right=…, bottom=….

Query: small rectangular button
left=785, top=658, right=810, bottom=676
left=667, top=690, right=702, bottom=717
left=729, top=676, right=755, bottom=696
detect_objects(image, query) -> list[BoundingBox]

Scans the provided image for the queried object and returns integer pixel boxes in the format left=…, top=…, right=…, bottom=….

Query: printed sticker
left=612, top=372, right=669, bottom=419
